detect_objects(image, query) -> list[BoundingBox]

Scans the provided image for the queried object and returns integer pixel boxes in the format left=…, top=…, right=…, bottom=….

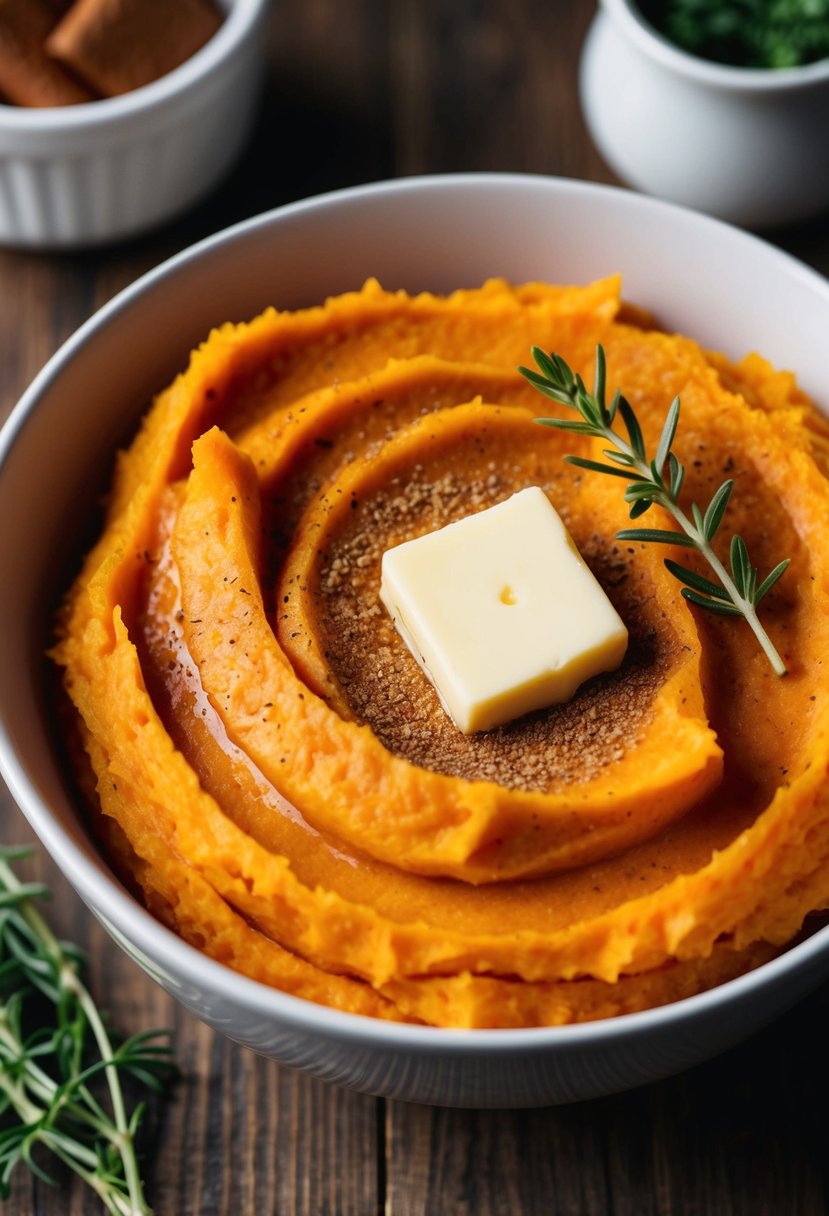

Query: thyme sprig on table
left=518, top=345, right=790, bottom=676
left=0, top=846, right=175, bottom=1214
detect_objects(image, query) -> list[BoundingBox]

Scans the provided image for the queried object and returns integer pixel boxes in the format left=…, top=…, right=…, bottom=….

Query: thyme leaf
left=0, top=846, right=175, bottom=1213
left=518, top=344, right=790, bottom=675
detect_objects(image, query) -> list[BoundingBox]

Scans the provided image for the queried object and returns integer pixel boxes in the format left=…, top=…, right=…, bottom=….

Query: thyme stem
left=0, top=848, right=175, bottom=1213
left=519, top=344, right=790, bottom=675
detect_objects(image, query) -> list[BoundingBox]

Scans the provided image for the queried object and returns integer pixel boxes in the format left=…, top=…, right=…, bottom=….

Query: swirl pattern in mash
left=53, top=277, right=829, bottom=1027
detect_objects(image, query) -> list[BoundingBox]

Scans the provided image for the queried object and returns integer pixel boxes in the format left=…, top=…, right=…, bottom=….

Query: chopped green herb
left=640, top=0, right=829, bottom=69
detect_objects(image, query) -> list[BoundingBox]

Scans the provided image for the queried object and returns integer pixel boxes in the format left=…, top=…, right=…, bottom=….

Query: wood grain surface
left=3, top=2, right=829, bottom=1212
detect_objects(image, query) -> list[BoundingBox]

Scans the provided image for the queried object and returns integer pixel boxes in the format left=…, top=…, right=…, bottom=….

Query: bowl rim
left=0, top=0, right=267, bottom=132
left=603, top=0, right=829, bottom=91
left=3, top=170, right=829, bottom=1051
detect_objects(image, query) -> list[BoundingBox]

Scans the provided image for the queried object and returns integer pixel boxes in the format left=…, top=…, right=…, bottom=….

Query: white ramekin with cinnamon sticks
left=0, top=0, right=269, bottom=247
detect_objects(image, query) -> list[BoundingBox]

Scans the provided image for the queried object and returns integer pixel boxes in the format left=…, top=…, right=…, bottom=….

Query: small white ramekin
left=0, top=0, right=269, bottom=248
left=580, top=0, right=829, bottom=228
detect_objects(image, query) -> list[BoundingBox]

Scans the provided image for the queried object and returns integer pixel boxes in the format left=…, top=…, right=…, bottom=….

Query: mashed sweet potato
left=52, top=277, right=829, bottom=1028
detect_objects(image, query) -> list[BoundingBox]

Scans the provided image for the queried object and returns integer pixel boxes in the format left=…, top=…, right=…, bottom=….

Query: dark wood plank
left=387, top=0, right=608, bottom=182
left=147, top=1034, right=379, bottom=1216
left=384, top=984, right=829, bottom=1215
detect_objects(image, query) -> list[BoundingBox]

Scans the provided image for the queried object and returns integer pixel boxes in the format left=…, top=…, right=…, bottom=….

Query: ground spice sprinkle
left=314, top=470, right=675, bottom=792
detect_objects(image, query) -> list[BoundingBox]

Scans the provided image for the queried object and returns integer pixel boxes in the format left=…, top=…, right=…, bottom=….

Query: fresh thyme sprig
left=518, top=344, right=790, bottom=676
left=0, top=846, right=175, bottom=1214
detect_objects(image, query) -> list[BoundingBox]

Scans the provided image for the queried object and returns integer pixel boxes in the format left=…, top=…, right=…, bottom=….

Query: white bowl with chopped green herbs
left=2, top=175, right=829, bottom=1107
left=581, top=0, right=829, bottom=227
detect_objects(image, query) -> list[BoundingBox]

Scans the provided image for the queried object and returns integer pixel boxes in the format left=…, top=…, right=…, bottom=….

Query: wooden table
left=3, top=3, right=829, bottom=1212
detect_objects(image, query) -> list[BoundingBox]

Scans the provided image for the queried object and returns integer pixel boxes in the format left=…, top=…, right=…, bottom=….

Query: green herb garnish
left=519, top=345, right=790, bottom=676
left=0, top=846, right=175, bottom=1214
left=641, top=0, right=829, bottom=69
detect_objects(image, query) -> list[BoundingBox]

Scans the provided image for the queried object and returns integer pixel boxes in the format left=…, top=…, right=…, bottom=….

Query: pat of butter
left=379, top=487, right=628, bottom=734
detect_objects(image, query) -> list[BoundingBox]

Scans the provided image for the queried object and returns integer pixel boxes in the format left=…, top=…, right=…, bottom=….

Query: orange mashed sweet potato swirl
left=52, top=277, right=829, bottom=1028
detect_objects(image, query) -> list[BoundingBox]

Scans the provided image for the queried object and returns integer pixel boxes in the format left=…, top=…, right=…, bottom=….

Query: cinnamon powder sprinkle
left=313, top=471, right=678, bottom=793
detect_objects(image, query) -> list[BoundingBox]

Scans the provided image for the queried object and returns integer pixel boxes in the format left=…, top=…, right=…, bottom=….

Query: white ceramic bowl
left=2, top=174, right=829, bottom=1108
left=0, top=0, right=268, bottom=249
left=580, top=0, right=829, bottom=228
